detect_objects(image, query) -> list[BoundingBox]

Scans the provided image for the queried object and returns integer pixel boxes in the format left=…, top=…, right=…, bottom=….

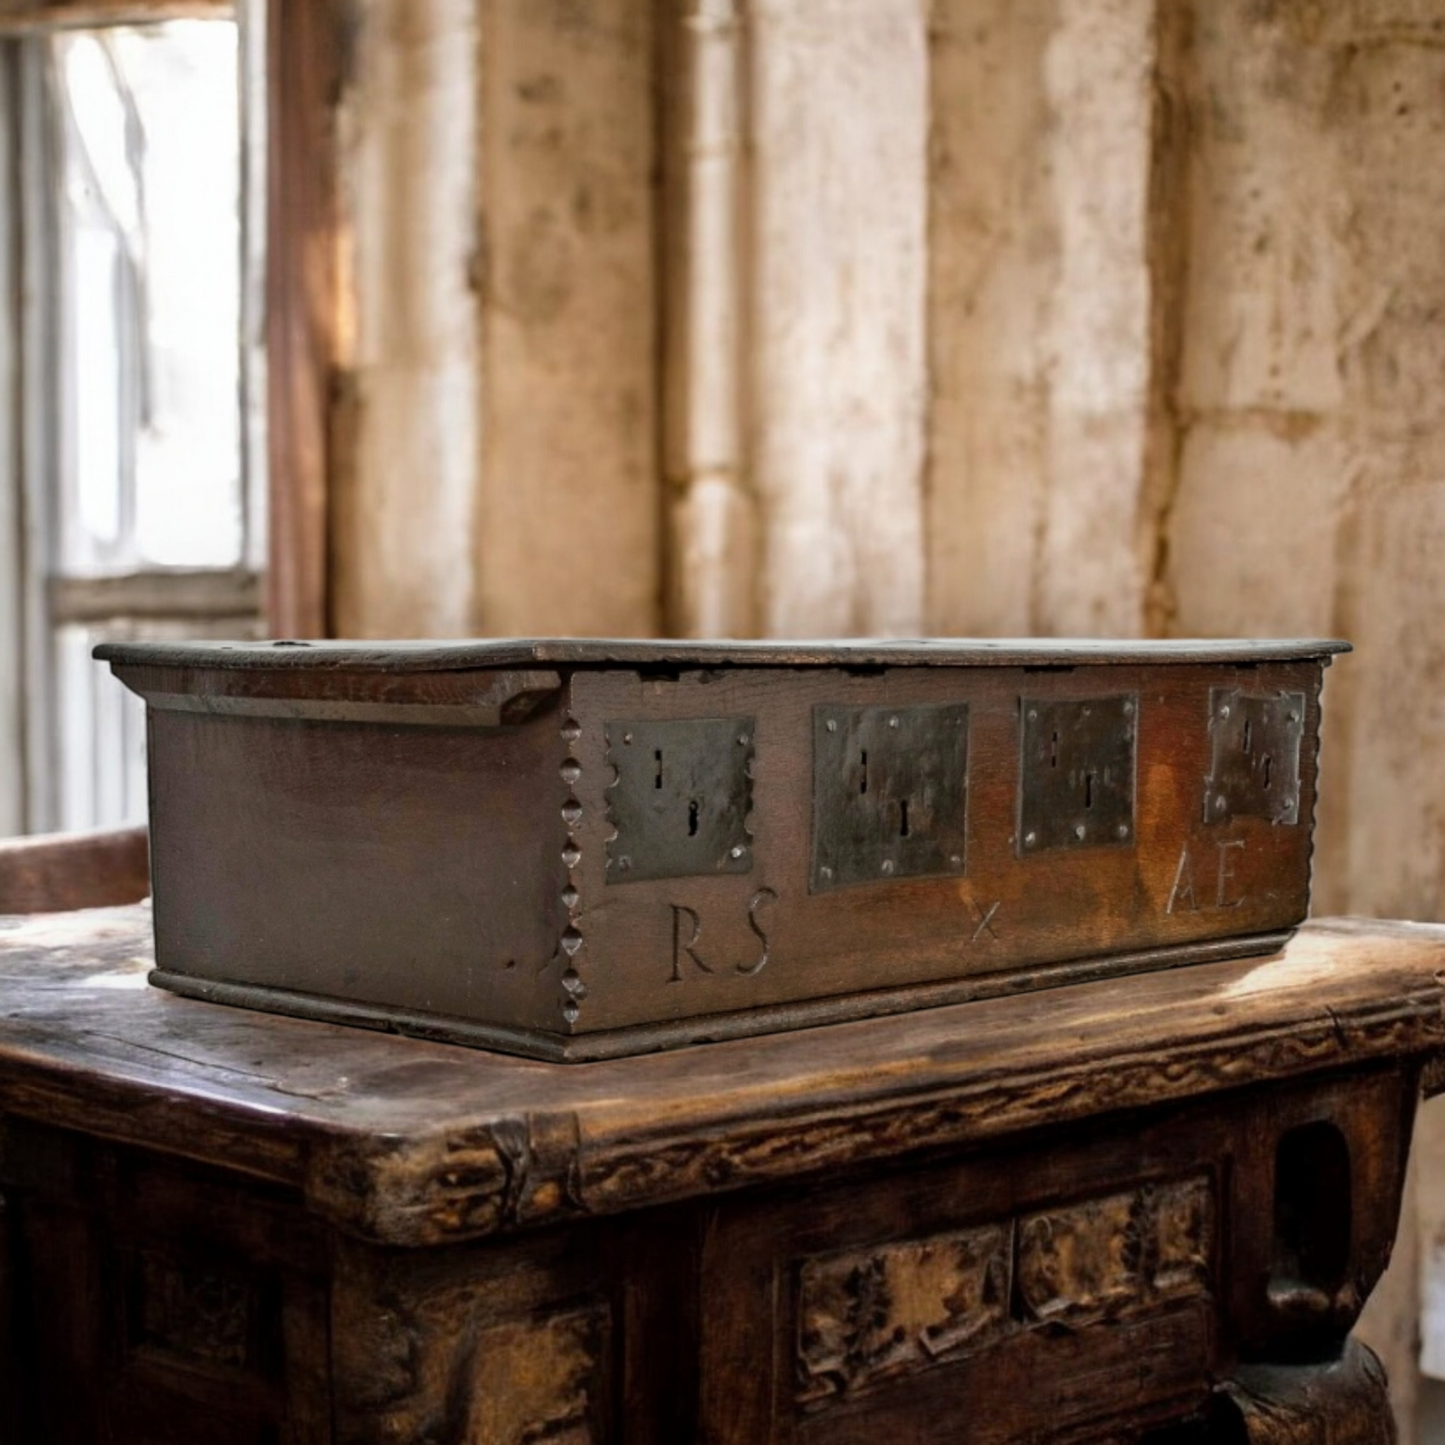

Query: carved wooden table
left=0, top=907, right=1441, bottom=1444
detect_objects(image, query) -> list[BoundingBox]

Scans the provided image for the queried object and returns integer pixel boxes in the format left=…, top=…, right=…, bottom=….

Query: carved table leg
left=1216, top=1340, right=1395, bottom=1445
left=0, top=1189, right=20, bottom=1440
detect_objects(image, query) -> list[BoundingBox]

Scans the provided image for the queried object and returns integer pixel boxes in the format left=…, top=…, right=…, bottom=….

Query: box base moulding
left=151, top=929, right=1295, bottom=1062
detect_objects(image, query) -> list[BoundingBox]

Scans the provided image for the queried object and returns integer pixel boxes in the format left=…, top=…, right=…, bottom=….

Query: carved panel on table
left=796, top=1176, right=1213, bottom=1409
left=1019, top=1177, right=1213, bottom=1325
left=337, top=1276, right=613, bottom=1445
left=469, top=1307, right=611, bottom=1445
left=797, top=1222, right=1011, bottom=1404
left=127, top=1246, right=275, bottom=1374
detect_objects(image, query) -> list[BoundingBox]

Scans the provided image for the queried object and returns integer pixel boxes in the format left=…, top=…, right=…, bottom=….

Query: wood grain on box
left=96, top=637, right=1347, bottom=1059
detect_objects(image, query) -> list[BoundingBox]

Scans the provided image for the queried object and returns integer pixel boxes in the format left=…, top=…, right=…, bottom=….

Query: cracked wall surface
left=1158, top=0, right=1445, bottom=931
left=330, top=0, right=658, bottom=640
left=1151, top=8, right=1445, bottom=1432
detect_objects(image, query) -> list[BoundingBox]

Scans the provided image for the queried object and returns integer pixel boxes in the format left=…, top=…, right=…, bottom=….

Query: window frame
left=0, top=0, right=344, bottom=833
left=3, top=0, right=262, bottom=832
left=0, top=3, right=230, bottom=35
left=262, top=0, right=340, bottom=640
left=0, top=47, right=22, bottom=833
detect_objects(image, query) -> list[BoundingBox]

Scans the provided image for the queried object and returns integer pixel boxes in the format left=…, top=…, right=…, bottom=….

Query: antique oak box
left=97, top=638, right=1347, bottom=1060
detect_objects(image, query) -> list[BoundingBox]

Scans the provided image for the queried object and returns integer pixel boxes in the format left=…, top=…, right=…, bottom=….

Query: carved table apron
left=0, top=908, right=1440, bottom=1444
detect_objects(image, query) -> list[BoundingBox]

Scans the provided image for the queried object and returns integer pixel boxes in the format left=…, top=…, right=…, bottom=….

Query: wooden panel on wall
left=660, top=0, right=758, bottom=640
left=925, top=0, right=1055, bottom=638
left=925, top=0, right=1159, bottom=641
left=1165, top=0, right=1351, bottom=649
left=330, top=0, right=482, bottom=639
left=0, top=49, right=20, bottom=832
left=474, top=0, right=660, bottom=638
left=747, top=0, right=928, bottom=638
left=1031, top=0, right=1156, bottom=637
left=266, top=0, right=347, bottom=640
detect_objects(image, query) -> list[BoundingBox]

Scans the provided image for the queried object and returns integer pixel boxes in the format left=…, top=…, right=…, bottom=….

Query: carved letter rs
left=670, top=904, right=712, bottom=982
left=739, top=888, right=779, bottom=976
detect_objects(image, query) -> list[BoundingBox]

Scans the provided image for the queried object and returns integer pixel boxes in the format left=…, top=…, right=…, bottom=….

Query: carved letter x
left=972, top=900, right=1001, bottom=943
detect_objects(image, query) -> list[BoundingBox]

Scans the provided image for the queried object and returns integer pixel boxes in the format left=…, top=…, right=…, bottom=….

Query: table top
left=0, top=905, right=1440, bottom=1247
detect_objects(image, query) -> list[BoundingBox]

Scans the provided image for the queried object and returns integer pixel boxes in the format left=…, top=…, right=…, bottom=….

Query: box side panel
left=146, top=707, right=568, bottom=1032
left=562, top=660, right=1326, bottom=1033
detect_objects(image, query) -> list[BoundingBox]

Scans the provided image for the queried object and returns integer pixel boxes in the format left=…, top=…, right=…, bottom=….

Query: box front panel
left=562, top=660, right=1325, bottom=1033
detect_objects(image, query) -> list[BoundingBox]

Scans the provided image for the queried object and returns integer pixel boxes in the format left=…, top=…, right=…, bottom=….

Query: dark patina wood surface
left=0, top=906, right=1434, bottom=1442
left=0, top=827, right=149, bottom=915
left=93, top=636, right=1350, bottom=669
left=97, top=638, right=1347, bottom=1059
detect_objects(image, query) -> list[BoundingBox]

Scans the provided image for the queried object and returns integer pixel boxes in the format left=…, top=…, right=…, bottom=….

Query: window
left=0, top=3, right=263, bottom=834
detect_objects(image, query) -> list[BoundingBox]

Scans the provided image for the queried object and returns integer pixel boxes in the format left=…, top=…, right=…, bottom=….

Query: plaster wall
left=330, top=0, right=481, bottom=639
left=331, top=0, right=658, bottom=639
left=926, top=0, right=1159, bottom=639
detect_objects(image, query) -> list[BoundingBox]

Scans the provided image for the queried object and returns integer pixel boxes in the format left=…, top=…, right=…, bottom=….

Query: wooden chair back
left=0, top=826, right=150, bottom=914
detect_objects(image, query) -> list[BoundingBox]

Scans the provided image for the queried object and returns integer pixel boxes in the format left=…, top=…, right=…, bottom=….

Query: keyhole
left=1263, top=755, right=1273, bottom=789
left=900, top=799, right=910, bottom=838
left=654, top=749, right=663, bottom=789
left=1242, top=719, right=1253, bottom=753
left=1051, top=731, right=1060, bottom=767
left=860, top=750, right=869, bottom=795
left=1084, top=772, right=1094, bottom=809
left=688, top=799, right=699, bottom=836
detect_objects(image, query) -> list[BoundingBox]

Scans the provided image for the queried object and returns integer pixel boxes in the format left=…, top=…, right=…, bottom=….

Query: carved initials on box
left=1168, top=840, right=1248, bottom=914
left=796, top=1176, right=1212, bottom=1408
left=670, top=888, right=778, bottom=981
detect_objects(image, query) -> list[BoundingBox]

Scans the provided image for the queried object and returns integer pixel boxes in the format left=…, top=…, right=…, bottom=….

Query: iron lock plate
left=1018, top=695, right=1137, bottom=854
left=1204, top=689, right=1304, bottom=825
left=605, top=716, right=755, bottom=883
left=811, top=702, right=970, bottom=892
